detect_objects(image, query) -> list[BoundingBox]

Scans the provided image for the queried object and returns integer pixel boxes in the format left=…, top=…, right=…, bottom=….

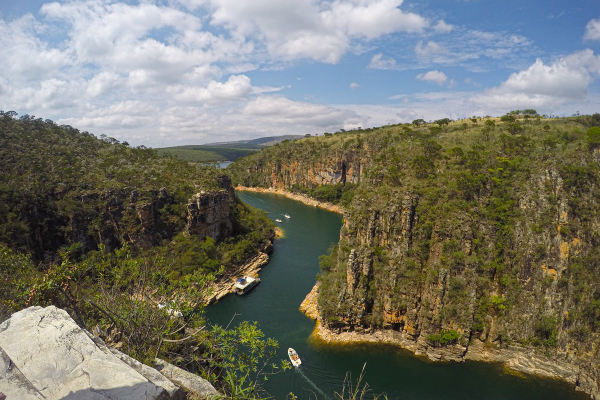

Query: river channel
left=205, top=191, right=587, bottom=400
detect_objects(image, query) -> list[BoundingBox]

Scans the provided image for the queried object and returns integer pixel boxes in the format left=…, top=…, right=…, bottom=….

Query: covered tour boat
left=233, top=276, right=260, bottom=295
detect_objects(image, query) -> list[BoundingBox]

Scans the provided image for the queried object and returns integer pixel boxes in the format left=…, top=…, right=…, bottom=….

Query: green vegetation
left=0, top=111, right=282, bottom=398
left=156, top=145, right=258, bottom=163
left=228, top=112, right=600, bottom=356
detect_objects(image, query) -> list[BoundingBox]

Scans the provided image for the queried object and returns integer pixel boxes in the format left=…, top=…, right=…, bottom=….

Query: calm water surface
left=206, top=192, right=588, bottom=400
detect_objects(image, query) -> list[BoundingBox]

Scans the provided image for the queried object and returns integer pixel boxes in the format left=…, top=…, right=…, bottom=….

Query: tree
left=412, top=155, right=434, bottom=179
left=435, top=118, right=451, bottom=127
left=587, top=126, right=600, bottom=150
left=412, top=119, right=426, bottom=127
left=507, top=122, right=524, bottom=135
left=500, top=115, right=516, bottom=123
left=485, top=119, right=496, bottom=128
left=429, top=126, right=442, bottom=137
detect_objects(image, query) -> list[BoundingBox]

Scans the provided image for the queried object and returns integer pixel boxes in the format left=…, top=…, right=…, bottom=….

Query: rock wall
left=229, top=140, right=374, bottom=189
left=311, top=165, right=600, bottom=398
left=51, top=174, right=237, bottom=257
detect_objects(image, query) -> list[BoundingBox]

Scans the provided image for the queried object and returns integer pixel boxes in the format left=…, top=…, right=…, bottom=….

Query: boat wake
left=295, top=367, right=329, bottom=399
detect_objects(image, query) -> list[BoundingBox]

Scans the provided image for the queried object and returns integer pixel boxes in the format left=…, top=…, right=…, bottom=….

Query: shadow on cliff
left=59, top=380, right=175, bottom=400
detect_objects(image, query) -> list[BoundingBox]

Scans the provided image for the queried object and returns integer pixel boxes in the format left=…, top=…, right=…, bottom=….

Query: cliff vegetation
left=229, top=112, right=600, bottom=396
left=0, top=111, right=284, bottom=398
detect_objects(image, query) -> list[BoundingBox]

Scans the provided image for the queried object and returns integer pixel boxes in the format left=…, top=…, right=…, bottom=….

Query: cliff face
left=230, top=139, right=376, bottom=189
left=231, top=118, right=600, bottom=398
left=315, top=164, right=600, bottom=397
left=52, top=175, right=235, bottom=257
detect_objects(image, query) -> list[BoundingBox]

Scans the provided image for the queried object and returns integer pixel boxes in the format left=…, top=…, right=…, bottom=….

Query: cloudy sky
left=1, top=0, right=600, bottom=147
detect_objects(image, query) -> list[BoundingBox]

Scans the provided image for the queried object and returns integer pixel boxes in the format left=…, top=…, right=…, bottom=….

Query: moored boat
left=275, top=219, right=282, bottom=223
left=233, top=276, right=260, bottom=295
left=288, top=348, right=301, bottom=367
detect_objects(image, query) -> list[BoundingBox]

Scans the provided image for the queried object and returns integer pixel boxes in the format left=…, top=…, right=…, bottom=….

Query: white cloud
left=170, top=75, right=254, bottom=105
left=243, top=96, right=362, bottom=127
left=472, top=49, right=600, bottom=111
left=584, top=18, right=600, bottom=41
left=416, top=70, right=448, bottom=85
left=368, top=53, right=397, bottom=69
left=433, top=20, right=453, bottom=33
left=204, top=0, right=428, bottom=63
left=350, top=82, right=360, bottom=89
left=414, top=41, right=446, bottom=58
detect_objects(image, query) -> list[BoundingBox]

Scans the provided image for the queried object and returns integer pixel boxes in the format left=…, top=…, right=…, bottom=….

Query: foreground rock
left=0, top=306, right=218, bottom=400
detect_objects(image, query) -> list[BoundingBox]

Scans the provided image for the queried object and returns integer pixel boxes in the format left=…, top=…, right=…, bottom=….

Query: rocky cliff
left=232, top=116, right=600, bottom=398
left=229, top=135, right=381, bottom=189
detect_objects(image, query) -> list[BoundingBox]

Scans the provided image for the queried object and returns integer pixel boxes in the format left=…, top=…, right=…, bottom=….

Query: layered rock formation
left=60, top=175, right=236, bottom=255
left=229, top=138, right=376, bottom=189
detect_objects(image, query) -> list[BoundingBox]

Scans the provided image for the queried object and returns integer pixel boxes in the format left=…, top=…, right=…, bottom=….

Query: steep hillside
left=0, top=111, right=282, bottom=397
left=229, top=113, right=600, bottom=397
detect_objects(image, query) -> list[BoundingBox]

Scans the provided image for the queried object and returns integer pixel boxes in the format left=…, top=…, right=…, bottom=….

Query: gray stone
left=0, top=306, right=171, bottom=400
left=153, top=358, right=220, bottom=399
left=91, top=336, right=185, bottom=400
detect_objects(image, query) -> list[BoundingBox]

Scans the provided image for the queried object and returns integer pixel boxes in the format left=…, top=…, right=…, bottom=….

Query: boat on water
left=275, top=219, right=282, bottom=223
left=284, top=214, right=291, bottom=219
left=233, top=276, right=260, bottom=295
left=288, top=348, right=301, bottom=367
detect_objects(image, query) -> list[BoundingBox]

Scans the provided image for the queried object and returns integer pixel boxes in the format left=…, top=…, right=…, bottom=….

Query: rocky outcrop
left=153, top=359, right=219, bottom=399
left=0, top=306, right=219, bottom=400
left=187, top=190, right=233, bottom=240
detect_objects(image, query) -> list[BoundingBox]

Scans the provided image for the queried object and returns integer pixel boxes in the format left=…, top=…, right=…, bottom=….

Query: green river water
left=205, top=191, right=588, bottom=400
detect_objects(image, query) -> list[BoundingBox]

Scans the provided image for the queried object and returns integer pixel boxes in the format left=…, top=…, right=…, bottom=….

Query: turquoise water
left=205, top=192, right=588, bottom=400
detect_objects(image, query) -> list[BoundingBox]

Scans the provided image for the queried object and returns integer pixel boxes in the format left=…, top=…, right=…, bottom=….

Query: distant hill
left=156, top=134, right=305, bottom=163
left=203, top=135, right=305, bottom=148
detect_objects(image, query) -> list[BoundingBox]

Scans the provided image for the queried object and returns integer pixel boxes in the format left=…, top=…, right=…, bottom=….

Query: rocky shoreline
left=204, top=252, right=270, bottom=304
left=234, top=186, right=344, bottom=215
left=300, top=283, right=599, bottom=399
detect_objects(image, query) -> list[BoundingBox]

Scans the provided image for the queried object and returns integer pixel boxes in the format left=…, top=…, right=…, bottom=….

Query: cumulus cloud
left=584, top=18, right=600, bottom=41
left=350, top=82, right=360, bottom=89
left=472, top=49, right=600, bottom=111
left=205, top=0, right=428, bottom=63
left=416, top=70, right=448, bottom=85
left=170, top=75, right=253, bottom=105
left=368, top=53, right=397, bottom=69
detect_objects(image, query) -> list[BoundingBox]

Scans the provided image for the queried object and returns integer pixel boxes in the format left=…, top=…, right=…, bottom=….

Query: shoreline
left=203, top=229, right=281, bottom=304
left=300, top=283, right=597, bottom=399
left=234, top=186, right=344, bottom=215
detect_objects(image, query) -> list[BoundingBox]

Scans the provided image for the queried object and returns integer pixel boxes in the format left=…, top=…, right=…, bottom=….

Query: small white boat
left=275, top=219, right=282, bottom=223
left=284, top=214, right=291, bottom=219
left=233, top=276, right=260, bottom=295
left=288, top=348, right=301, bottom=367
left=157, top=302, right=183, bottom=318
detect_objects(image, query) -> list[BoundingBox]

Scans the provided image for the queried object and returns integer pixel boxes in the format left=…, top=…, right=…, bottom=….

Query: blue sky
left=1, top=0, right=599, bottom=146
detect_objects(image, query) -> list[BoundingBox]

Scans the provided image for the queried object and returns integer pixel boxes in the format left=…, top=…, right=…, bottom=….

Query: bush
left=587, top=126, right=600, bottom=149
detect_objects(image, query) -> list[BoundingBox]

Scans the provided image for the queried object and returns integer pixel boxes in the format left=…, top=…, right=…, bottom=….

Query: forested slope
left=0, top=111, right=282, bottom=398
left=229, top=113, right=600, bottom=397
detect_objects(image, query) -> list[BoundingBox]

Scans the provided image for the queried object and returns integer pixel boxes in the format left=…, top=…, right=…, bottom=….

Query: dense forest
left=228, top=112, right=600, bottom=396
left=0, top=111, right=284, bottom=398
